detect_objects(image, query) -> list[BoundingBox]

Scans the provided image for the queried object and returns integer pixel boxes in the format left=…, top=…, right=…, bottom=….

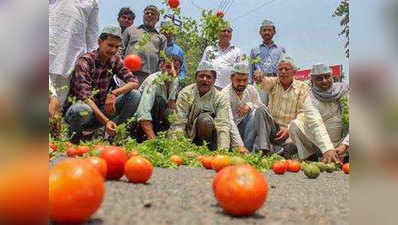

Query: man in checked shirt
left=63, top=25, right=141, bottom=144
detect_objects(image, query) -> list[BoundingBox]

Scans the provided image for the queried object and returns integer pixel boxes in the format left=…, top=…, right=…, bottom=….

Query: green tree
left=333, top=0, right=349, bottom=58
left=157, top=0, right=229, bottom=85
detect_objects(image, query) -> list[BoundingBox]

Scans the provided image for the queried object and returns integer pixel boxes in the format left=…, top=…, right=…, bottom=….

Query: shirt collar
left=167, top=39, right=174, bottom=47
left=277, top=78, right=299, bottom=91
left=138, top=24, right=159, bottom=34
left=94, top=49, right=117, bottom=67
left=216, top=43, right=235, bottom=52
left=195, top=84, right=216, bottom=99
left=260, top=41, right=277, bottom=48
left=229, top=84, right=247, bottom=99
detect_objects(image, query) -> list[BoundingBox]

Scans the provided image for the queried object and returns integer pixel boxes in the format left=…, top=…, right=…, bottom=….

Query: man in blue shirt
left=250, top=19, right=286, bottom=104
left=160, top=21, right=187, bottom=79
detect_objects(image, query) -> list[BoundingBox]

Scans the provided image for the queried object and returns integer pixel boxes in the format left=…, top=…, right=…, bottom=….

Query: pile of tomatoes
left=49, top=141, right=350, bottom=222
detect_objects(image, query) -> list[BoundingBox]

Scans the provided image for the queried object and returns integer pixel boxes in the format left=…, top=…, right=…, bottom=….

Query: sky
left=100, top=0, right=348, bottom=75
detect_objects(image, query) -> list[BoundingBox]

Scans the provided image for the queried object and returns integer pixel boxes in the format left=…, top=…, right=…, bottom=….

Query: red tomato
left=287, top=160, right=301, bottom=173
left=100, top=146, right=128, bottom=180
left=214, top=165, right=268, bottom=216
left=86, top=157, right=108, bottom=178
left=66, top=148, right=78, bottom=157
left=49, top=158, right=104, bottom=223
left=124, top=156, right=153, bottom=183
left=212, top=166, right=234, bottom=194
left=128, top=150, right=140, bottom=158
left=65, top=142, right=73, bottom=148
left=124, top=54, right=142, bottom=72
left=49, top=142, right=57, bottom=152
left=211, top=155, right=230, bottom=172
left=272, top=161, right=287, bottom=175
left=196, top=155, right=204, bottom=162
left=168, top=0, right=180, bottom=9
left=76, top=146, right=90, bottom=156
left=201, top=156, right=214, bottom=169
left=170, top=155, right=183, bottom=166
left=93, top=144, right=106, bottom=153
left=0, top=155, right=47, bottom=225
left=342, top=163, right=349, bottom=174
left=216, top=10, right=224, bottom=18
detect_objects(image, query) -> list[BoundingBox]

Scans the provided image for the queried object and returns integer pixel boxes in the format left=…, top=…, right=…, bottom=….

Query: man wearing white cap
left=289, top=63, right=349, bottom=163
left=250, top=19, right=286, bottom=104
left=256, top=57, right=343, bottom=163
left=64, top=25, right=140, bottom=144
left=222, top=62, right=263, bottom=151
left=200, top=24, right=242, bottom=90
left=169, top=61, right=232, bottom=150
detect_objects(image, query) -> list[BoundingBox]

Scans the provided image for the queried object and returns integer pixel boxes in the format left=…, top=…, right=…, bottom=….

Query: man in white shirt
left=200, top=25, right=242, bottom=89
left=49, top=0, right=99, bottom=104
left=222, top=62, right=263, bottom=151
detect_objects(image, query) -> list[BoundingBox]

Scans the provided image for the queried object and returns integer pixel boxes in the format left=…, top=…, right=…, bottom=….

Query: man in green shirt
left=169, top=61, right=231, bottom=150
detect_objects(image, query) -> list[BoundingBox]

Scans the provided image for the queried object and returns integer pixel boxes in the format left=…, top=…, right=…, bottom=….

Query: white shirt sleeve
left=86, top=0, right=99, bottom=52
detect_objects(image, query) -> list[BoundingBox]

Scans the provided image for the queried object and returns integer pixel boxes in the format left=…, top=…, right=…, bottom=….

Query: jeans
left=65, top=90, right=141, bottom=134
left=237, top=111, right=256, bottom=151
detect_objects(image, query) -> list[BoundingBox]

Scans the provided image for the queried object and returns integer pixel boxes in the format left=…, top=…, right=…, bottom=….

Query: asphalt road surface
left=50, top=156, right=349, bottom=225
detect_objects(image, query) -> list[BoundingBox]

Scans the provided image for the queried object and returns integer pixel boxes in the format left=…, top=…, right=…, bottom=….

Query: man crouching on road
left=63, top=25, right=141, bottom=144
left=169, top=61, right=232, bottom=151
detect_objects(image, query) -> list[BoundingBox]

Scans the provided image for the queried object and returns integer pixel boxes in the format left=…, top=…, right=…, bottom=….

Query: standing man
left=160, top=21, right=187, bottom=80
left=169, top=61, right=231, bottom=150
left=49, top=0, right=99, bottom=104
left=122, top=5, right=166, bottom=85
left=118, top=7, right=135, bottom=34
left=250, top=19, right=286, bottom=104
left=289, top=63, right=349, bottom=163
left=134, top=52, right=182, bottom=141
left=63, top=25, right=141, bottom=144
left=201, top=25, right=242, bottom=90
left=222, top=62, right=263, bottom=151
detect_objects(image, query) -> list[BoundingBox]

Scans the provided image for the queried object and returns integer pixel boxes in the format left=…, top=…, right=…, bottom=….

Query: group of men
left=49, top=2, right=349, bottom=164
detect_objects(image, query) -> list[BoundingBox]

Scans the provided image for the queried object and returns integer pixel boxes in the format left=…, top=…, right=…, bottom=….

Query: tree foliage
left=333, top=0, right=349, bottom=58
left=156, top=0, right=229, bottom=85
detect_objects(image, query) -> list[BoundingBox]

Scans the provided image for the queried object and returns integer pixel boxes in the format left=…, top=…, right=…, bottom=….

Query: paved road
left=51, top=156, right=349, bottom=225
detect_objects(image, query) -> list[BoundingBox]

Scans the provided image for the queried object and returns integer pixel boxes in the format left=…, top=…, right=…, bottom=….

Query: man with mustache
left=169, top=61, right=232, bottom=150
left=221, top=62, right=263, bottom=151
left=200, top=25, right=242, bottom=90
left=250, top=19, right=286, bottom=105
left=289, top=63, right=349, bottom=163
left=122, top=5, right=166, bottom=85
left=134, top=51, right=182, bottom=141
left=256, top=56, right=341, bottom=164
